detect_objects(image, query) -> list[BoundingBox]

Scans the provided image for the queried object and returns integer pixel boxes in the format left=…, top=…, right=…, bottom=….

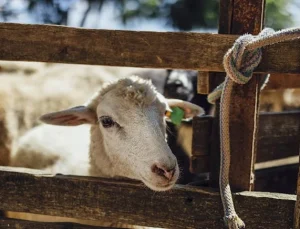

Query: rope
left=208, top=27, right=300, bottom=229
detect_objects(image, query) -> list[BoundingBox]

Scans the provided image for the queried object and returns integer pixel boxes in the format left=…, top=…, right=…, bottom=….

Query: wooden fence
left=0, top=0, right=300, bottom=228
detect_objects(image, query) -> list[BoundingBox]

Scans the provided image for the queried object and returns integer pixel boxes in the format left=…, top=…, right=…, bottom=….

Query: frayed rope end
left=225, top=214, right=245, bottom=229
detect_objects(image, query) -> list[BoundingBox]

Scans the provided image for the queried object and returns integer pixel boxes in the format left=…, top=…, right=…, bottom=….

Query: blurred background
left=0, top=0, right=299, bottom=31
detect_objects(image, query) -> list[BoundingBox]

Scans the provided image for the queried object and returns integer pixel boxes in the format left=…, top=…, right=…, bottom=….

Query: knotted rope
left=208, top=27, right=300, bottom=229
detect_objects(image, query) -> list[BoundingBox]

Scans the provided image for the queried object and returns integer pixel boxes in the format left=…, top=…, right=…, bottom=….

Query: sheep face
left=164, top=70, right=196, bottom=101
left=95, top=88, right=187, bottom=191
left=40, top=76, right=204, bottom=191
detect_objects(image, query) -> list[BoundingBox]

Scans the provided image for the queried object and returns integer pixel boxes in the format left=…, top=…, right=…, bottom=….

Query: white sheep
left=12, top=75, right=203, bottom=189
left=0, top=61, right=153, bottom=166
left=9, top=76, right=203, bottom=227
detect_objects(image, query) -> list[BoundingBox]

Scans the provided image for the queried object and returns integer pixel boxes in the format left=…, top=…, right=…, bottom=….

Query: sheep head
left=40, top=76, right=204, bottom=191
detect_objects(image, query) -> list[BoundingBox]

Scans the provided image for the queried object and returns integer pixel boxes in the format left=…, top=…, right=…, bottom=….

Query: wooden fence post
left=209, top=0, right=265, bottom=190
left=295, top=171, right=300, bottom=228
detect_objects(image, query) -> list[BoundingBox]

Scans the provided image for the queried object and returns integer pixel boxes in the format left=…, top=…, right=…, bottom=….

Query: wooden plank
left=208, top=0, right=265, bottom=190
left=225, top=0, right=265, bottom=191
left=255, top=156, right=298, bottom=170
left=255, top=161, right=298, bottom=194
left=257, top=111, right=300, bottom=163
left=265, top=73, right=300, bottom=90
left=207, top=73, right=300, bottom=92
left=294, top=113, right=300, bottom=229
left=0, top=218, right=117, bottom=229
left=192, top=111, right=300, bottom=173
left=0, top=101, right=11, bottom=166
left=0, top=23, right=299, bottom=73
left=295, top=159, right=300, bottom=229
left=192, top=116, right=213, bottom=157
left=191, top=116, right=212, bottom=173
left=0, top=167, right=295, bottom=229
left=197, top=72, right=209, bottom=94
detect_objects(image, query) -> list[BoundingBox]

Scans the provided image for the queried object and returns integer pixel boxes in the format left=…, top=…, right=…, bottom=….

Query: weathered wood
left=192, top=112, right=300, bottom=173
left=294, top=113, right=300, bottom=229
left=257, top=111, right=300, bottom=163
left=0, top=98, right=11, bottom=166
left=197, top=72, right=209, bottom=94
left=192, top=116, right=213, bottom=157
left=206, top=73, right=300, bottom=93
left=226, top=0, right=265, bottom=191
left=191, top=116, right=212, bottom=173
left=255, top=161, right=298, bottom=194
left=0, top=167, right=295, bottom=229
left=255, top=156, right=299, bottom=170
left=208, top=0, right=265, bottom=190
left=295, top=158, right=300, bottom=229
left=265, top=73, right=300, bottom=90
left=0, top=218, right=118, bottom=229
left=0, top=23, right=299, bottom=73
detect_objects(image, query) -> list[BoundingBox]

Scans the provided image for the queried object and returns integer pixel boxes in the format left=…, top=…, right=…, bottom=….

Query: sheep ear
left=166, top=99, right=205, bottom=121
left=40, top=106, right=97, bottom=126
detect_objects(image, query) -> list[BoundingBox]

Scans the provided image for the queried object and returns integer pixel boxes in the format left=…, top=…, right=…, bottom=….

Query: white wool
left=9, top=76, right=180, bottom=229
left=0, top=62, right=151, bottom=166
left=11, top=124, right=90, bottom=176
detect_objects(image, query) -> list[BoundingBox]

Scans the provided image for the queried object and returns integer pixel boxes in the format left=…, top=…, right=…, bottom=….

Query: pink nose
left=151, top=164, right=176, bottom=180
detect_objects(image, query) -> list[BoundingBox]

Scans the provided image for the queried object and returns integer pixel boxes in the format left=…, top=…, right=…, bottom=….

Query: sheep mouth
left=139, top=174, right=177, bottom=192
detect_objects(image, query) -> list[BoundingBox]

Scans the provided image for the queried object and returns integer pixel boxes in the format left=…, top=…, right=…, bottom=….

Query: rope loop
left=208, top=28, right=275, bottom=104
left=207, top=27, right=300, bottom=229
left=224, top=34, right=261, bottom=85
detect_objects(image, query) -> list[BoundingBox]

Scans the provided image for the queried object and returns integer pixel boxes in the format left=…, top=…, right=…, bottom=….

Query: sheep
left=0, top=61, right=207, bottom=183
left=0, top=62, right=156, bottom=165
left=157, top=69, right=211, bottom=184
left=0, top=62, right=153, bottom=137
left=9, top=76, right=204, bottom=227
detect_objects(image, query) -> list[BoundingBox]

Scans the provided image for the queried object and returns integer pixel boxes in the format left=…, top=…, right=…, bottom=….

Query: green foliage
left=0, top=0, right=297, bottom=31
left=265, top=0, right=294, bottom=30
left=118, top=0, right=297, bottom=31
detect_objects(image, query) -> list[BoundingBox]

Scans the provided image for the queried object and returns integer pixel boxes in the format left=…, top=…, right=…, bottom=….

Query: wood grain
left=225, top=0, right=265, bottom=191
left=0, top=100, right=11, bottom=166
left=295, top=160, right=300, bottom=229
left=0, top=167, right=295, bottom=229
left=206, top=72, right=300, bottom=93
left=191, top=116, right=212, bottom=173
left=191, top=112, right=300, bottom=173
left=0, top=23, right=299, bottom=73
left=0, top=218, right=118, bottom=229
left=208, top=0, right=265, bottom=190
left=255, top=162, right=298, bottom=194
left=197, top=72, right=209, bottom=94
left=265, top=73, right=300, bottom=90
left=256, top=111, right=300, bottom=163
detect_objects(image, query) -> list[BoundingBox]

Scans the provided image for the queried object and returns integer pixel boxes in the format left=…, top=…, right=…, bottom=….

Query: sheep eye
left=99, top=116, right=115, bottom=128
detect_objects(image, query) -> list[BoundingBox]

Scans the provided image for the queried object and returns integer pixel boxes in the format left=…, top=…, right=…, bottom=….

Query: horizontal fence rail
left=192, top=111, right=300, bottom=173
left=0, top=218, right=115, bottom=229
left=0, top=23, right=299, bottom=74
left=0, top=166, right=295, bottom=229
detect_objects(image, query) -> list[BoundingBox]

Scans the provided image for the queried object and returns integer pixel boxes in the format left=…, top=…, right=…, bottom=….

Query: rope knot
left=208, top=28, right=275, bottom=104
left=223, top=34, right=262, bottom=85
left=208, top=34, right=261, bottom=104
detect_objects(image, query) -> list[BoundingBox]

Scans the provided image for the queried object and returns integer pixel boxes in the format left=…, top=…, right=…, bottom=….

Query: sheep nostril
left=151, top=164, right=176, bottom=181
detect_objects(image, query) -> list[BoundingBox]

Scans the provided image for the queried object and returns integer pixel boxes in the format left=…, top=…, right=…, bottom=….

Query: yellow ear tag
left=168, top=107, right=185, bottom=126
